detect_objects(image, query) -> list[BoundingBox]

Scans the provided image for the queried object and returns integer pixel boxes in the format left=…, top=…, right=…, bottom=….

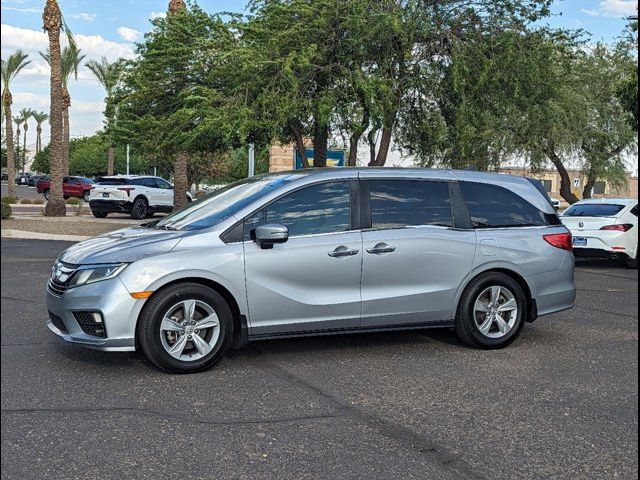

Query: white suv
left=89, top=175, right=192, bottom=219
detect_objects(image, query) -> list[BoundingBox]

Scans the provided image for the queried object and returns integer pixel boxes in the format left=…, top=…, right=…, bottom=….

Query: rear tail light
left=544, top=232, right=573, bottom=251
left=117, top=187, right=135, bottom=196
left=600, top=224, right=633, bottom=232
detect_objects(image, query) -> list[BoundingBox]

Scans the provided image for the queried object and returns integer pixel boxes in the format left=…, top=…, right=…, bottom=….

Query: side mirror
left=255, top=224, right=289, bottom=249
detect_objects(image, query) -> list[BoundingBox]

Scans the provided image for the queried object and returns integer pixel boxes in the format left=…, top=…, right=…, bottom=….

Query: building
left=500, top=167, right=638, bottom=205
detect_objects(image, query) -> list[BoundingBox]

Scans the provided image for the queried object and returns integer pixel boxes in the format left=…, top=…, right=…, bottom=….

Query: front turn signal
left=130, top=291, right=154, bottom=299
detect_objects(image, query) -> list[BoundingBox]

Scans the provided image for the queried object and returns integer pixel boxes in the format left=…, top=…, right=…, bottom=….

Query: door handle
left=328, top=246, right=360, bottom=258
left=366, top=243, right=396, bottom=254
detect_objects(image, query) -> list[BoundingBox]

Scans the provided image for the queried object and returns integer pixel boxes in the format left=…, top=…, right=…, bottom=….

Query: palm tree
left=18, top=108, right=34, bottom=173
left=32, top=111, right=49, bottom=154
left=41, top=46, right=85, bottom=176
left=13, top=115, right=23, bottom=166
left=1, top=50, right=31, bottom=198
left=43, top=0, right=66, bottom=216
left=86, top=57, right=123, bottom=175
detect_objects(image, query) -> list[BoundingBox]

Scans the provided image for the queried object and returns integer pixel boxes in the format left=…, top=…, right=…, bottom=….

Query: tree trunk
left=290, top=120, right=308, bottom=168
left=370, top=125, right=392, bottom=167
left=22, top=124, right=28, bottom=174
left=545, top=144, right=580, bottom=205
left=15, top=126, right=21, bottom=167
left=107, top=145, right=115, bottom=175
left=348, top=108, right=370, bottom=167
left=173, top=152, right=189, bottom=211
left=582, top=176, right=596, bottom=199
left=367, top=127, right=379, bottom=166
left=36, top=126, right=42, bottom=154
left=313, top=121, right=328, bottom=168
left=43, top=0, right=67, bottom=216
left=3, top=93, right=17, bottom=198
left=61, top=88, right=71, bottom=176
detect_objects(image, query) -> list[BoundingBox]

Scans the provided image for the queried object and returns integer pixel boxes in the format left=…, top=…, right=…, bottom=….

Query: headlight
left=68, top=263, right=128, bottom=288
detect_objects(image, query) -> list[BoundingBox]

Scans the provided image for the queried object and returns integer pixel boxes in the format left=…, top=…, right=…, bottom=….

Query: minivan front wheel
left=455, top=272, right=526, bottom=349
left=138, top=283, right=233, bottom=373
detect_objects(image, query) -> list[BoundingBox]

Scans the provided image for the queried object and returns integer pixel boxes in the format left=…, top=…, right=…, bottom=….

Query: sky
left=1, top=0, right=638, bottom=154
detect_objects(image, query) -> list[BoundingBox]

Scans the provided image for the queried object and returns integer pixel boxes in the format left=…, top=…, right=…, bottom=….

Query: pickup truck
left=37, top=176, right=95, bottom=202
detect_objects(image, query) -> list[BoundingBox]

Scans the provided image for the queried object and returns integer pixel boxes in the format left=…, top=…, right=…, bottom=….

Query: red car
left=37, top=176, right=95, bottom=202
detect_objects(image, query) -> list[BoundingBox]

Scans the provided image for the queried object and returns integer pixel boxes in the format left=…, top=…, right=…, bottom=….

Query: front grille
left=49, top=312, right=68, bottom=333
left=47, top=262, right=77, bottom=297
left=47, top=278, right=68, bottom=297
left=73, top=311, right=107, bottom=338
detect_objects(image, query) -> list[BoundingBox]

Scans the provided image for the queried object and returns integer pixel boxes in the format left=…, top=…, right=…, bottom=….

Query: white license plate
left=102, top=192, right=110, bottom=198
left=573, top=237, right=587, bottom=247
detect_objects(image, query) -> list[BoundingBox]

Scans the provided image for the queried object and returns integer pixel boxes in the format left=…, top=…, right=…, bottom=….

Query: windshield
left=154, top=174, right=302, bottom=231
left=563, top=203, right=625, bottom=217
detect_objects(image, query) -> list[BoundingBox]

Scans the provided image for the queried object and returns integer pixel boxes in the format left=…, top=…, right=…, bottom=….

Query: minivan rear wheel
left=455, top=272, right=526, bottom=349
left=137, top=282, right=233, bottom=373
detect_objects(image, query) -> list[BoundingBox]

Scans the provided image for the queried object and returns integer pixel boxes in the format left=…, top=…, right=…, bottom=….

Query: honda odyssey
left=46, top=169, right=576, bottom=373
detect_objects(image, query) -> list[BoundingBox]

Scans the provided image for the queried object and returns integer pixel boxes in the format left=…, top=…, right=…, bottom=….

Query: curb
left=1, top=229, right=89, bottom=242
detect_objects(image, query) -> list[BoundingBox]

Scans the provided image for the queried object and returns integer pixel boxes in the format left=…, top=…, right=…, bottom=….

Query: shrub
left=1, top=196, right=18, bottom=205
left=66, top=197, right=80, bottom=205
left=32, top=198, right=45, bottom=205
left=20, top=198, right=32, bottom=204
left=1, top=203, right=11, bottom=219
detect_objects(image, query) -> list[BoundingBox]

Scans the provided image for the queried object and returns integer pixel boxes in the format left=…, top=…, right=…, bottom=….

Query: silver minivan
left=46, top=169, right=576, bottom=373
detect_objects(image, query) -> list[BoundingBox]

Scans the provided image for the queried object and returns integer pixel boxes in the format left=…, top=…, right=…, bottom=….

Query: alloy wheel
left=159, top=299, right=220, bottom=361
left=473, top=286, right=519, bottom=339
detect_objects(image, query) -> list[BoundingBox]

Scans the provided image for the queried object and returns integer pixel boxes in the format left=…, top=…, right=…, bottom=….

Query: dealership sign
left=295, top=148, right=345, bottom=169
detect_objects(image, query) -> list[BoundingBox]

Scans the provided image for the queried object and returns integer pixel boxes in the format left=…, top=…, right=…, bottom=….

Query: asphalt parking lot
left=1, top=238, right=637, bottom=479
left=1, top=183, right=43, bottom=200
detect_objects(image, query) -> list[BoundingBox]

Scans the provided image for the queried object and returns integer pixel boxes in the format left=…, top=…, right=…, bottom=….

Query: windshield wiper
left=156, top=224, right=179, bottom=231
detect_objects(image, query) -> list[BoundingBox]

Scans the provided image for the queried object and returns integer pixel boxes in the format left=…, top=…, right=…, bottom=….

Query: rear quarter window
left=460, top=181, right=550, bottom=228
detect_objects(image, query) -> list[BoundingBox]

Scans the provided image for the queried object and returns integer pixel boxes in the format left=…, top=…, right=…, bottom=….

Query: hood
left=60, top=227, right=184, bottom=265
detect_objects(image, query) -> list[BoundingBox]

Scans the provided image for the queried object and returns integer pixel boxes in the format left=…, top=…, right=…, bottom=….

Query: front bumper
left=89, top=199, right=133, bottom=214
left=46, top=277, right=142, bottom=351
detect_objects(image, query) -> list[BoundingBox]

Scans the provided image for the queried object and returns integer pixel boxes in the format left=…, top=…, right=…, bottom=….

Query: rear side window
left=133, top=178, right=157, bottom=188
left=368, top=180, right=452, bottom=229
left=563, top=204, right=625, bottom=217
left=460, top=182, right=548, bottom=228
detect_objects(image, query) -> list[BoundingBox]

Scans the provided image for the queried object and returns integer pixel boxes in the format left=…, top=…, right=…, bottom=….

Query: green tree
left=40, top=46, right=85, bottom=176
left=112, top=3, right=241, bottom=210
left=17, top=107, right=34, bottom=173
left=86, top=56, right=124, bottom=175
left=31, top=111, right=49, bottom=154
left=577, top=44, right=636, bottom=198
left=243, top=0, right=553, bottom=167
left=1, top=50, right=30, bottom=197
left=32, top=134, right=151, bottom=177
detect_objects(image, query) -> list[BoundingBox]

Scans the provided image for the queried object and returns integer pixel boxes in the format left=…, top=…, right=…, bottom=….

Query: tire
left=137, top=282, right=233, bottom=373
left=43, top=189, right=50, bottom=201
left=626, top=257, right=638, bottom=269
left=455, top=272, right=527, bottom=349
left=63, top=195, right=70, bottom=200
left=130, top=197, right=148, bottom=220
left=83, top=191, right=91, bottom=202
left=92, top=210, right=108, bottom=218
